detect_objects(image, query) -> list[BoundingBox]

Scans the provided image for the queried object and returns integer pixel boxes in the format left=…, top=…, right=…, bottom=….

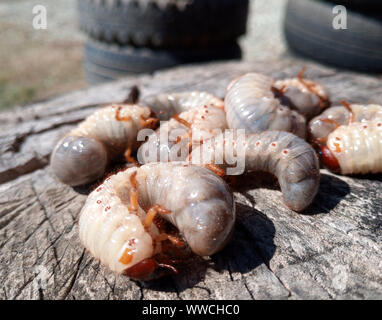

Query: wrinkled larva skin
left=309, top=104, right=382, bottom=141
left=50, top=104, right=154, bottom=186
left=273, top=77, right=330, bottom=119
left=191, top=131, right=320, bottom=212
left=51, top=136, right=108, bottom=187
left=225, top=73, right=307, bottom=138
left=79, top=162, right=235, bottom=279
left=326, top=120, right=382, bottom=175
left=139, top=103, right=227, bottom=163
left=142, top=91, right=225, bottom=120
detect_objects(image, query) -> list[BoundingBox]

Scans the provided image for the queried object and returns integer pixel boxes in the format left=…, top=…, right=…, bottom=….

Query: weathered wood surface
left=1, top=60, right=382, bottom=300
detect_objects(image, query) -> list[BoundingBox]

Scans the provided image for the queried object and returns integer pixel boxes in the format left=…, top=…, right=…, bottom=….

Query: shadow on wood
left=213, top=203, right=276, bottom=272
left=230, top=171, right=351, bottom=216
left=306, top=173, right=350, bottom=215
left=138, top=202, right=276, bottom=294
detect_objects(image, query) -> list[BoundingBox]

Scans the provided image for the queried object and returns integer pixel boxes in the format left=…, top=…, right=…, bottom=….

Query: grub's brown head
left=123, top=257, right=178, bottom=281
left=317, top=145, right=341, bottom=174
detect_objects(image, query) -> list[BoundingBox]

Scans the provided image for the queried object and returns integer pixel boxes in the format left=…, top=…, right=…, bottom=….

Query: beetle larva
left=79, top=162, right=235, bottom=280
left=225, top=72, right=329, bottom=138
left=308, top=102, right=382, bottom=174
left=141, top=91, right=225, bottom=120
left=190, top=131, right=320, bottom=211
left=319, top=119, right=382, bottom=175
left=50, top=104, right=158, bottom=186
left=273, top=68, right=330, bottom=119
left=225, top=73, right=306, bottom=138
left=309, top=103, right=382, bottom=142
left=138, top=102, right=227, bottom=163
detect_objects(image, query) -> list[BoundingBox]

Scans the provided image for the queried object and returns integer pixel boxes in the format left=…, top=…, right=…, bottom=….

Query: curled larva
left=319, top=120, right=382, bottom=175
left=225, top=71, right=330, bottom=138
left=141, top=91, right=225, bottom=120
left=272, top=68, right=330, bottom=119
left=50, top=104, right=158, bottom=186
left=309, top=102, right=382, bottom=141
left=190, top=131, right=320, bottom=212
left=138, top=102, right=227, bottom=163
left=308, top=102, right=382, bottom=174
left=79, top=162, right=235, bottom=280
left=225, top=73, right=307, bottom=138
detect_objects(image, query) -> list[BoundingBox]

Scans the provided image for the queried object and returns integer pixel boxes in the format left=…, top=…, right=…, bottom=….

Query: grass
left=0, top=14, right=86, bottom=111
left=0, top=40, right=86, bottom=111
left=0, top=80, right=37, bottom=111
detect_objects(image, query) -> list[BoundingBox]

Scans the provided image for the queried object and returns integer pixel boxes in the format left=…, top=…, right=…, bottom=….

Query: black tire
left=84, top=39, right=242, bottom=85
left=324, top=0, right=381, bottom=9
left=78, top=0, right=249, bottom=49
left=284, top=0, right=382, bottom=73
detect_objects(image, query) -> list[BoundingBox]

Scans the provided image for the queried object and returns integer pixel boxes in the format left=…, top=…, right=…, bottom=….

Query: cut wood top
left=0, top=60, right=381, bottom=300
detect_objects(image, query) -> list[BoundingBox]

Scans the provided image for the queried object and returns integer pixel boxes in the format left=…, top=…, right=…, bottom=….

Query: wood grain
left=0, top=60, right=381, bottom=299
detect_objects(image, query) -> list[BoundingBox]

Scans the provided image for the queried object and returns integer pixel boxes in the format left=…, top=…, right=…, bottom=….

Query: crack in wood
left=31, top=184, right=57, bottom=236
left=1, top=60, right=382, bottom=299
left=59, top=249, right=86, bottom=300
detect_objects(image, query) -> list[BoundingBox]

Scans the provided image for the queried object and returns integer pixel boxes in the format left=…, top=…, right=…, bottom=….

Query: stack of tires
left=284, top=0, right=382, bottom=72
left=78, top=0, right=249, bottom=85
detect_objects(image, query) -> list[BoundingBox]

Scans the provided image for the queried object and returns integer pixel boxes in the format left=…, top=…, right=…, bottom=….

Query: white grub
left=225, top=72, right=330, bottom=138
left=139, top=91, right=227, bottom=163
left=79, top=162, right=235, bottom=280
left=191, top=131, right=320, bottom=212
left=50, top=103, right=157, bottom=186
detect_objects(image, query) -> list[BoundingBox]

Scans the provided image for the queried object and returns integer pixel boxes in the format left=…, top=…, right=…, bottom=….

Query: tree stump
left=1, top=60, right=381, bottom=300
